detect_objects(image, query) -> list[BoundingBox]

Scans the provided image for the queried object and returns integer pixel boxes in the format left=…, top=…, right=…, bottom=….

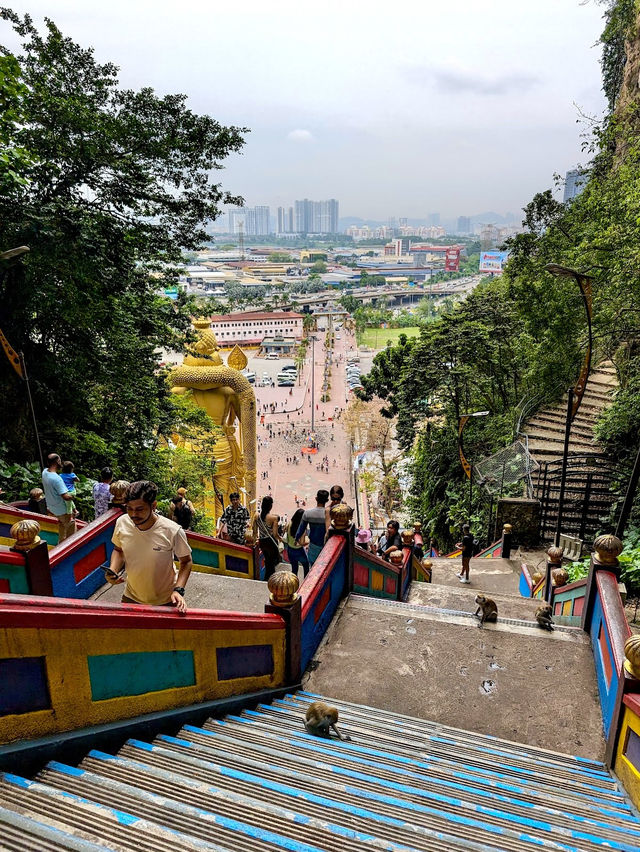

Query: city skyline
left=4, top=2, right=608, bottom=218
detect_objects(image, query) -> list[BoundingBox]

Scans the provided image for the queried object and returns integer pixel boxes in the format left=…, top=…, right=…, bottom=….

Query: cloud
left=287, top=129, right=315, bottom=143
left=402, top=65, right=541, bottom=96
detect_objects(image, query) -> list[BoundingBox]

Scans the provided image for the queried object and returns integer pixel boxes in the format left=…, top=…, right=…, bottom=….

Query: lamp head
left=0, top=246, right=30, bottom=261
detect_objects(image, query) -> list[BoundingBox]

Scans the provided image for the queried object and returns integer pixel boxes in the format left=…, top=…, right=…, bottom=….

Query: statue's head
left=185, top=329, right=224, bottom=366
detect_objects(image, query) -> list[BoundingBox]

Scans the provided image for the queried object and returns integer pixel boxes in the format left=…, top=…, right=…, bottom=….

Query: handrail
left=353, top=546, right=401, bottom=575
left=595, top=571, right=631, bottom=673
left=300, top=536, right=344, bottom=620
left=186, top=530, right=253, bottom=555
left=48, top=509, right=120, bottom=565
left=0, top=593, right=284, bottom=632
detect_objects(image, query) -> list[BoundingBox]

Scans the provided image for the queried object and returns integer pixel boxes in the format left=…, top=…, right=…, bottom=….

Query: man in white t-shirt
left=106, top=480, right=193, bottom=613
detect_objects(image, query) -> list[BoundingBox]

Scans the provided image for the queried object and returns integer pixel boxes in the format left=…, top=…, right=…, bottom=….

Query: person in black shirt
left=377, top=520, right=403, bottom=561
left=456, top=524, right=474, bottom=584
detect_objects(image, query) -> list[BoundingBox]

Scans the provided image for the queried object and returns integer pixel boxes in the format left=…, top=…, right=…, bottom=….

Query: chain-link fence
left=474, top=440, right=539, bottom=497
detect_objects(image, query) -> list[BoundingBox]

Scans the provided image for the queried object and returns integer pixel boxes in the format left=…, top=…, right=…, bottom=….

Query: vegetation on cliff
left=359, top=1, right=640, bottom=548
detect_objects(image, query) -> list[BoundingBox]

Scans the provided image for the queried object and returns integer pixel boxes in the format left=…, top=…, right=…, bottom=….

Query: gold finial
left=551, top=567, right=569, bottom=587
left=593, top=534, right=623, bottom=567
left=401, top=529, right=414, bottom=547
left=547, top=545, right=564, bottom=565
left=624, top=635, right=640, bottom=679
left=267, top=569, right=300, bottom=607
left=228, top=344, right=248, bottom=372
left=10, top=519, right=41, bottom=552
left=389, top=549, right=404, bottom=565
left=503, top=524, right=512, bottom=534
left=193, top=316, right=211, bottom=330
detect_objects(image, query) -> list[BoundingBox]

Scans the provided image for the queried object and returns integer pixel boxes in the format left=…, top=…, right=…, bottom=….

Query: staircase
left=522, top=361, right=617, bottom=465
left=0, top=691, right=638, bottom=851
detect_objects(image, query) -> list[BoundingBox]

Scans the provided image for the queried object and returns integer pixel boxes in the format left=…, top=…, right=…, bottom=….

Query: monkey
left=474, top=594, right=498, bottom=626
left=304, top=701, right=351, bottom=741
left=535, top=602, right=554, bottom=631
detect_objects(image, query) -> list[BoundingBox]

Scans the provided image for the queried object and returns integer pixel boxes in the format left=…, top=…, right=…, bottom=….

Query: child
left=60, top=461, right=79, bottom=494
left=27, top=487, right=47, bottom=515
left=60, top=461, right=79, bottom=518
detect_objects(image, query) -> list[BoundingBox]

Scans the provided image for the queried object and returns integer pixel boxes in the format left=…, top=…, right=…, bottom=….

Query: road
left=251, top=326, right=358, bottom=522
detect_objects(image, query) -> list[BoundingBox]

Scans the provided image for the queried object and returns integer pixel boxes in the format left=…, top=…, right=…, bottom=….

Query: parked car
left=280, top=365, right=297, bottom=373
left=277, top=378, right=295, bottom=387
left=266, top=352, right=279, bottom=360
left=242, top=370, right=256, bottom=384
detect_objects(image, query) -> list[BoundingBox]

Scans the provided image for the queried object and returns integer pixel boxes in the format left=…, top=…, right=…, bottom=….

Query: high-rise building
left=229, top=206, right=271, bottom=235
left=457, top=216, right=471, bottom=234
left=399, top=217, right=408, bottom=227
left=277, top=206, right=286, bottom=234
left=294, top=198, right=339, bottom=233
left=428, top=213, right=440, bottom=226
left=563, top=169, right=587, bottom=203
left=253, top=206, right=270, bottom=235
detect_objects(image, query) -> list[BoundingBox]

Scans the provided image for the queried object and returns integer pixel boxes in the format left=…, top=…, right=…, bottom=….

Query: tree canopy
left=0, top=11, right=246, bottom=489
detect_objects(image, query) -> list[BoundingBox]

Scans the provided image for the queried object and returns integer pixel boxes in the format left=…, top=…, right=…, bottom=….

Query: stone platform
left=427, top=555, right=522, bottom=594
left=303, top=588, right=605, bottom=759
left=92, top=571, right=269, bottom=613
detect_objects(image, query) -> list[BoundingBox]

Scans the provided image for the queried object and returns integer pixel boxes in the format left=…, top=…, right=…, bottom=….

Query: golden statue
left=169, top=319, right=256, bottom=523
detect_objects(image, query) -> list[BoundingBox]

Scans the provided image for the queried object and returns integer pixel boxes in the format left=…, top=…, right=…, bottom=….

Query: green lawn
left=357, top=326, right=421, bottom=348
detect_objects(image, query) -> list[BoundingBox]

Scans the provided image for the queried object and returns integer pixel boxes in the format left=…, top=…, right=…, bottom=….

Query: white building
left=209, top=311, right=304, bottom=346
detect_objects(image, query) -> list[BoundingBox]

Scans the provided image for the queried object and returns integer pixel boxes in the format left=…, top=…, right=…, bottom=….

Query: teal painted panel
left=0, top=566, right=29, bottom=594
left=192, top=547, right=219, bottom=569
left=88, top=650, right=196, bottom=701
left=39, top=530, right=58, bottom=546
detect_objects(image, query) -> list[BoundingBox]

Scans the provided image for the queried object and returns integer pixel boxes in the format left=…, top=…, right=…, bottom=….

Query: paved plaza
left=251, top=327, right=360, bottom=521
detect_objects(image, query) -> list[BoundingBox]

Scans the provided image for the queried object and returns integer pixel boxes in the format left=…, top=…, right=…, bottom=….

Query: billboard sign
left=479, top=250, right=508, bottom=274
left=445, top=247, right=460, bottom=272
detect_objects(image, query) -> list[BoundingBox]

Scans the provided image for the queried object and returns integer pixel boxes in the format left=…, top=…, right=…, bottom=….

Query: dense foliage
left=357, top=2, right=640, bottom=547
left=0, top=11, right=245, bottom=519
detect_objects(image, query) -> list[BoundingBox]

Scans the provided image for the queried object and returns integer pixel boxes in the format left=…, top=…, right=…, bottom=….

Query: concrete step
left=303, top=596, right=607, bottom=759
left=1, top=685, right=637, bottom=852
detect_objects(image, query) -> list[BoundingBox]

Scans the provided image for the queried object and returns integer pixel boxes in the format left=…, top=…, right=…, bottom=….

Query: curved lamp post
left=458, top=410, right=490, bottom=522
left=0, top=246, right=43, bottom=469
left=545, top=264, right=594, bottom=546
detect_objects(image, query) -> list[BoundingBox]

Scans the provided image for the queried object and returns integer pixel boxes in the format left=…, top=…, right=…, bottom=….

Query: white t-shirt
left=112, top=514, right=192, bottom=606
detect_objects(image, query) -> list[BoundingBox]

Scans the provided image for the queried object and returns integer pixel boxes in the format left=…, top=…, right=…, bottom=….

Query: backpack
left=173, top=501, right=193, bottom=529
left=473, top=538, right=481, bottom=556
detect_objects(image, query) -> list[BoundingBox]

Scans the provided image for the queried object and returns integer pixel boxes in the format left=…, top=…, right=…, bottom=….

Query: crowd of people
left=27, top=443, right=472, bottom=620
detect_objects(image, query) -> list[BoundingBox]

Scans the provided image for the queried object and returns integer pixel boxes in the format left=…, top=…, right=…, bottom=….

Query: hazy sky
left=3, top=1, right=607, bottom=220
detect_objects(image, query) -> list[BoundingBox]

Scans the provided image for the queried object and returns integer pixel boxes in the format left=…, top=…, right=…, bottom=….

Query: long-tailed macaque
left=474, top=594, right=498, bottom=626
left=304, top=701, right=351, bottom=741
left=535, top=603, right=554, bottom=631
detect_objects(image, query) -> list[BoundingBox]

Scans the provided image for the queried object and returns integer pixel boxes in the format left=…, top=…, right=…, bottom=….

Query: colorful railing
left=0, top=505, right=60, bottom=547
left=615, top=694, right=640, bottom=810
left=551, top=578, right=586, bottom=622
left=300, top=535, right=348, bottom=671
left=0, top=508, right=259, bottom=598
left=186, top=531, right=256, bottom=579
left=587, top=571, right=631, bottom=740
left=47, top=510, right=120, bottom=599
left=353, top=547, right=401, bottom=600
left=0, top=593, right=286, bottom=745
left=518, top=562, right=533, bottom=597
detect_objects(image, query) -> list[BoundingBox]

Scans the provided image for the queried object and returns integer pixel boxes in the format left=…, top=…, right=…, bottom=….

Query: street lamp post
left=458, top=410, right=490, bottom=522
left=310, top=335, right=317, bottom=434
left=545, top=264, right=594, bottom=547
left=0, top=246, right=43, bottom=470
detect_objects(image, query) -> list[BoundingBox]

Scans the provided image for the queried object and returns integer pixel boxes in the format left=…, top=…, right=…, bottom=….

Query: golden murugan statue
left=169, top=319, right=256, bottom=523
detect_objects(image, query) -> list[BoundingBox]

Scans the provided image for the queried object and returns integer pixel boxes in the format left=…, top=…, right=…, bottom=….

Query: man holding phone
left=106, top=480, right=192, bottom=613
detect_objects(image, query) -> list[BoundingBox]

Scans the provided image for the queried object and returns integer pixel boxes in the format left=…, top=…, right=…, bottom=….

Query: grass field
left=357, top=326, right=421, bottom=348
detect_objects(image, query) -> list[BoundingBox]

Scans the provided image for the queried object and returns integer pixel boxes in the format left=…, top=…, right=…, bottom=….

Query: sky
left=2, top=1, right=608, bottom=221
